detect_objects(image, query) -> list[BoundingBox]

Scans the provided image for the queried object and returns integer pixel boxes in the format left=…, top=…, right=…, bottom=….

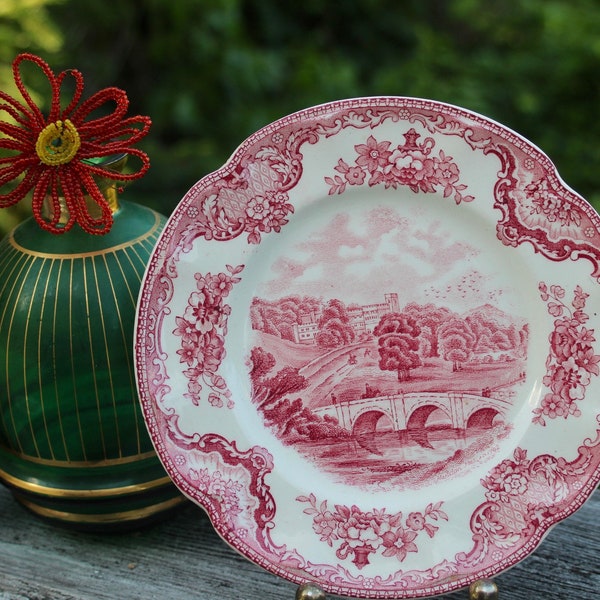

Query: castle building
left=292, top=293, right=399, bottom=344
left=291, top=311, right=320, bottom=344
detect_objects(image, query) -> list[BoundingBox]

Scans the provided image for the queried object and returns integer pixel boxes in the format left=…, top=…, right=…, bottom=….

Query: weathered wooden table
left=0, top=484, right=597, bottom=599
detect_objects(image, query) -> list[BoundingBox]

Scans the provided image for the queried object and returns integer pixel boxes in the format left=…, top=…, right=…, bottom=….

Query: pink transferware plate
left=134, top=97, right=600, bottom=598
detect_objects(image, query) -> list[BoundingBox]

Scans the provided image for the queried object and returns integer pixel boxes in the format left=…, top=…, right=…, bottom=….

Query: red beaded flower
left=0, top=53, right=151, bottom=235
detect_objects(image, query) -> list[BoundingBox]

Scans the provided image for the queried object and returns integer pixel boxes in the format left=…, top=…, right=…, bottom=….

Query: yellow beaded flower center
left=35, top=119, right=81, bottom=166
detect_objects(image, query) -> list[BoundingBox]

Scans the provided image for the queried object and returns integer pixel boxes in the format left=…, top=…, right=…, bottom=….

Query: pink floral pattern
left=189, top=467, right=244, bottom=526
left=526, top=178, right=582, bottom=227
left=243, top=189, right=295, bottom=245
left=325, top=129, right=474, bottom=204
left=482, top=448, right=532, bottom=504
left=173, top=265, right=244, bottom=408
left=298, top=494, right=447, bottom=570
left=533, top=283, right=600, bottom=425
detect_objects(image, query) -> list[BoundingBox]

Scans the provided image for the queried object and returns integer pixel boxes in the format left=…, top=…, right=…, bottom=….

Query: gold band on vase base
left=16, top=495, right=187, bottom=525
left=0, top=448, right=159, bottom=468
left=0, top=466, right=174, bottom=498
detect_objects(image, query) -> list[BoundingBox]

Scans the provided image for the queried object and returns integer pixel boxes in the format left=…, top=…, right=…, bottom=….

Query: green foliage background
left=1, top=0, right=599, bottom=230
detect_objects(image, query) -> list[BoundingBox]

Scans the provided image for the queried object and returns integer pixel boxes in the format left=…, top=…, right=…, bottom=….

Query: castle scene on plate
left=248, top=206, right=529, bottom=491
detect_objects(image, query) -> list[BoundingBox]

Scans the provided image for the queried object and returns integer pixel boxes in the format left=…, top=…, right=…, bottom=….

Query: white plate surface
left=135, top=98, right=600, bottom=598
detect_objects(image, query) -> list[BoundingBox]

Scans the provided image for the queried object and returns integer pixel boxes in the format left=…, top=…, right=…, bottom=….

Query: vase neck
left=41, top=181, right=119, bottom=225
left=41, top=154, right=127, bottom=229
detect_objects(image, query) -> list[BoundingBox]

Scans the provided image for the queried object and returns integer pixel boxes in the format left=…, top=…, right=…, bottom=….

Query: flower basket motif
left=185, top=137, right=298, bottom=246
left=462, top=445, right=588, bottom=565
left=325, top=129, right=475, bottom=204
left=298, top=494, right=447, bottom=570
left=533, top=283, right=600, bottom=425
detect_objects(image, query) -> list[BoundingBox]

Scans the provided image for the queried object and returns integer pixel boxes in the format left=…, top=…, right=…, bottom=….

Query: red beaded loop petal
left=0, top=53, right=151, bottom=235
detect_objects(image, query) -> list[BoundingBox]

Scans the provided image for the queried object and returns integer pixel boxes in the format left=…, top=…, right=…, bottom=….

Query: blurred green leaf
left=1, top=0, right=599, bottom=226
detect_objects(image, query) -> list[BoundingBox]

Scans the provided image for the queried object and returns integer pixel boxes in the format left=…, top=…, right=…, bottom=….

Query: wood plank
left=0, top=485, right=597, bottom=599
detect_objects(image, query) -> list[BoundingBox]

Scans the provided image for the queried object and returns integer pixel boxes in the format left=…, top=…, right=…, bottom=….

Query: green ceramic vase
left=0, top=183, right=185, bottom=530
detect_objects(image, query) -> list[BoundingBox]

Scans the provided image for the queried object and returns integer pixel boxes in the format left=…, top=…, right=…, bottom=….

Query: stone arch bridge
left=312, top=392, right=512, bottom=437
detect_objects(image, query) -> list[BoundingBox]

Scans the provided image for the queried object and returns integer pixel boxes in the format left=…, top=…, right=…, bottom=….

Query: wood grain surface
left=0, top=485, right=597, bottom=599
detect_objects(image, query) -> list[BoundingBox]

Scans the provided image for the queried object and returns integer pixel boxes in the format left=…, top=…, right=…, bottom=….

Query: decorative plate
left=134, top=98, right=600, bottom=598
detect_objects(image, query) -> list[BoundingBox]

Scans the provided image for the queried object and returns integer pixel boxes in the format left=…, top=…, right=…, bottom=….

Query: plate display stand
left=468, top=580, right=499, bottom=599
left=295, top=579, right=499, bottom=600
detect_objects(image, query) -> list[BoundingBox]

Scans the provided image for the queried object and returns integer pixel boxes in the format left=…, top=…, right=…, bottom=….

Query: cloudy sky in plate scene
left=262, top=206, right=508, bottom=312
